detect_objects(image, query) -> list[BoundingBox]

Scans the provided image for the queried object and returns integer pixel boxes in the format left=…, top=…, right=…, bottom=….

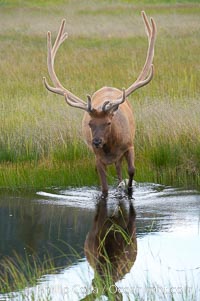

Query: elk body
left=43, top=11, right=156, bottom=195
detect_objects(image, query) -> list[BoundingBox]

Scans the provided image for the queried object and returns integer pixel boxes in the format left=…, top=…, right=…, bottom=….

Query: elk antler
left=43, top=19, right=92, bottom=112
left=125, top=11, right=157, bottom=97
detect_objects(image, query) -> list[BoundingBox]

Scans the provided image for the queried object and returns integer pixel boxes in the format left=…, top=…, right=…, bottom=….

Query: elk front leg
left=125, top=147, right=135, bottom=194
left=96, top=159, right=108, bottom=196
left=115, top=157, right=123, bottom=184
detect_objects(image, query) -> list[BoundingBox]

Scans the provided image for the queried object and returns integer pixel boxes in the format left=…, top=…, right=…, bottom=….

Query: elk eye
left=107, top=122, right=111, bottom=126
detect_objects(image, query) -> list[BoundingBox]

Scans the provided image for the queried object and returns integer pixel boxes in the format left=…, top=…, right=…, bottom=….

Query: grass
left=0, top=251, right=57, bottom=294
left=0, top=0, right=200, bottom=190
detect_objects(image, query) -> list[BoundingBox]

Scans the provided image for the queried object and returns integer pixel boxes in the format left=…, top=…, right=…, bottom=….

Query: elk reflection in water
left=83, top=195, right=137, bottom=300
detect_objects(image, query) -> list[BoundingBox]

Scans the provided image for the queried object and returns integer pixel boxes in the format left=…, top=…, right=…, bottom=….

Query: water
left=0, top=183, right=200, bottom=300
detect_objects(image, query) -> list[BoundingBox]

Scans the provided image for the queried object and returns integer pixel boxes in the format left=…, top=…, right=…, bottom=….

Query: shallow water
left=0, top=183, right=200, bottom=300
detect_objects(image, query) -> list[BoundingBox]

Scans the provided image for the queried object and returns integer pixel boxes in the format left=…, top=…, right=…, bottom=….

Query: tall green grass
left=0, top=1, right=200, bottom=189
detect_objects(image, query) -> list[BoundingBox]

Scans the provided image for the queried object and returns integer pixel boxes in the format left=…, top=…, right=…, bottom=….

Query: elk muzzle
left=92, top=138, right=103, bottom=148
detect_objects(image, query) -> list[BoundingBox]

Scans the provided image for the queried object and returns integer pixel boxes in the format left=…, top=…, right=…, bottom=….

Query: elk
left=43, top=11, right=156, bottom=195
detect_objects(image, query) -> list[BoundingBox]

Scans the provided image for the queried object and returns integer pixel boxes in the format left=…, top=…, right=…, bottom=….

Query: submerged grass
left=0, top=1, right=200, bottom=190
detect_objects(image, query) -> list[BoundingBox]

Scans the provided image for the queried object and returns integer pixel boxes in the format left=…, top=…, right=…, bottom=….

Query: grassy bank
left=0, top=0, right=200, bottom=190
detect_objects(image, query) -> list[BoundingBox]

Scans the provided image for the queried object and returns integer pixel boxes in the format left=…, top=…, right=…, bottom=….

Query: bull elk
left=43, top=11, right=156, bottom=195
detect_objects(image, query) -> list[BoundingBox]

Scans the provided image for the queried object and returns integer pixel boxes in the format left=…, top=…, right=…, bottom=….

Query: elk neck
left=102, top=123, right=118, bottom=155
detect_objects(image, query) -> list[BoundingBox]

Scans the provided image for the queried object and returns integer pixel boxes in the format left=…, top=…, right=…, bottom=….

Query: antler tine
left=43, top=76, right=65, bottom=96
left=114, top=88, right=126, bottom=107
left=87, top=95, right=93, bottom=112
left=52, top=19, right=67, bottom=58
left=46, top=25, right=67, bottom=92
left=64, top=93, right=93, bottom=112
left=142, top=11, right=151, bottom=37
left=137, top=11, right=156, bottom=82
left=43, top=19, right=87, bottom=106
left=131, top=64, right=154, bottom=91
left=125, top=11, right=157, bottom=97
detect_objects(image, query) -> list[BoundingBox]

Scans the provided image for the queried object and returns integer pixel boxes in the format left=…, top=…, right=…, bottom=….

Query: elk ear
left=102, top=100, right=120, bottom=116
left=103, top=88, right=126, bottom=116
left=109, top=105, right=120, bottom=116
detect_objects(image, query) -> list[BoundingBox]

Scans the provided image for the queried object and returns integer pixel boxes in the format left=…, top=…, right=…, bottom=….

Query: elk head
left=82, top=88, right=126, bottom=149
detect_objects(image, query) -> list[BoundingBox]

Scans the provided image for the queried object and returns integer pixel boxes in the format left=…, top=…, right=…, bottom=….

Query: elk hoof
left=118, top=179, right=136, bottom=189
left=101, top=190, right=108, bottom=198
left=117, top=179, right=136, bottom=196
left=117, top=179, right=129, bottom=189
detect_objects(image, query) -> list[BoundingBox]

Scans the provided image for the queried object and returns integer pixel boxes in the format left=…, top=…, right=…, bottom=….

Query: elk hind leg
left=125, top=147, right=135, bottom=194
